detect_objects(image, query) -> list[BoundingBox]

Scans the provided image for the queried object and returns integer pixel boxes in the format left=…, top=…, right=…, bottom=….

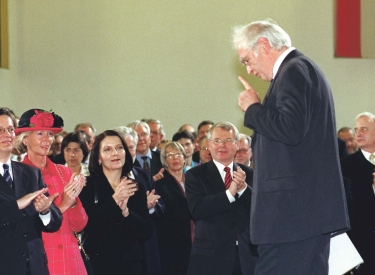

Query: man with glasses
left=234, top=134, right=252, bottom=167
left=233, top=19, right=349, bottom=275
left=143, top=118, right=165, bottom=152
left=185, top=122, right=257, bottom=275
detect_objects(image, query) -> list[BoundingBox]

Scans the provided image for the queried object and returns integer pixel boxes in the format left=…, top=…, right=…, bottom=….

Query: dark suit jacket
left=132, top=166, right=165, bottom=275
left=244, top=49, right=349, bottom=244
left=341, top=151, right=375, bottom=272
left=0, top=161, right=62, bottom=275
left=154, top=170, right=192, bottom=275
left=134, top=150, right=163, bottom=177
left=80, top=174, right=152, bottom=275
left=185, top=161, right=257, bottom=275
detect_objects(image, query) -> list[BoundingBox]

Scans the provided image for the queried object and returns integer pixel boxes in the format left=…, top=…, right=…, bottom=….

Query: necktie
left=141, top=156, right=151, bottom=172
left=224, top=167, right=232, bottom=189
left=2, top=164, right=13, bottom=188
left=370, top=154, right=375, bottom=165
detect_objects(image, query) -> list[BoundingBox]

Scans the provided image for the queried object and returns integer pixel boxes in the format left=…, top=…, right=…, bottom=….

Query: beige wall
left=1, top=1, right=374, bottom=137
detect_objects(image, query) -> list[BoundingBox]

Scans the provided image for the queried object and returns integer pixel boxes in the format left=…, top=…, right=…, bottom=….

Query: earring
left=99, top=161, right=102, bottom=165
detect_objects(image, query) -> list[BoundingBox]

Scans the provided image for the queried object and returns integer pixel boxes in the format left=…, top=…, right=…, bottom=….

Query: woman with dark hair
left=15, top=108, right=88, bottom=275
left=62, top=131, right=90, bottom=176
left=155, top=141, right=193, bottom=275
left=79, top=130, right=152, bottom=275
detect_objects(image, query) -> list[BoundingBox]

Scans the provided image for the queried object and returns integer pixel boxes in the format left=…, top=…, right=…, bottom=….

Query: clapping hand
left=59, top=173, right=86, bottom=212
left=146, top=189, right=161, bottom=209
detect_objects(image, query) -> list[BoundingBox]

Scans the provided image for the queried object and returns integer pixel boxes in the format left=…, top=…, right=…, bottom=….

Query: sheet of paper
left=329, top=233, right=363, bottom=275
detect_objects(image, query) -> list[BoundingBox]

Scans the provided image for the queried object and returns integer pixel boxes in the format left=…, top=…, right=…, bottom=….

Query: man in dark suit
left=128, top=120, right=164, bottom=182
left=341, top=112, right=375, bottom=275
left=234, top=20, right=349, bottom=274
left=0, top=107, right=62, bottom=275
left=185, top=122, right=257, bottom=275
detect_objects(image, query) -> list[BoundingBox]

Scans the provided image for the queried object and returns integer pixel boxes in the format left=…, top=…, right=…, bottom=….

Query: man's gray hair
left=232, top=19, right=291, bottom=51
left=355, top=112, right=375, bottom=122
left=127, top=120, right=150, bottom=135
left=114, top=126, right=138, bottom=145
left=207, top=122, right=240, bottom=141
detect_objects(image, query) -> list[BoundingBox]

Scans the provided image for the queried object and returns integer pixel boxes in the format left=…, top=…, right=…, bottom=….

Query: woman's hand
left=146, top=189, right=161, bottom=209
left=112, top=177, right=138, bottom=206
left=153, top=168, right=164, bottom=182
left=59, top=173, right=86, bottom=213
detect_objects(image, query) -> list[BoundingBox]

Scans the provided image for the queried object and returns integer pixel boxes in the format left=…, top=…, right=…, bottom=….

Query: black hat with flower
left=15, top=109, right=64, bottom=135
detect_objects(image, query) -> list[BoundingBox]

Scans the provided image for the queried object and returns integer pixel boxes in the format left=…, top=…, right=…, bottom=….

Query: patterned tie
left=141, top=156, right=151, bottom=172
left=370, top=154, right=375, bottom=165
left=2, top=164, right=13, bottom=188
left=224, top=167, right=232, bottom=189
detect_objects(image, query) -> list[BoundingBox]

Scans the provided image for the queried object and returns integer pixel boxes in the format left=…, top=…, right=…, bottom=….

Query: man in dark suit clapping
left=185, top=122, right=257, bottom=275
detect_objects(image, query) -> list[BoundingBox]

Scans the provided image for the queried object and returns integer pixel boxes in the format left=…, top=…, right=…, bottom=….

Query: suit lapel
left=262, top=49, right=302, bottom=105
left=206, top=161, right=226, bottom=193
left=12, top=162, right=29, bottom=199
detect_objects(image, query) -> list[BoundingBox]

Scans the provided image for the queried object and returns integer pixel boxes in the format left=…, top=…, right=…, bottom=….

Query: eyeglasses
left=236, top=148, right=250, bottom=154
left=138, top=132, right=149, bottom=138
left=211, top=138, right=237, bottom=146
left=0, top=127, right=15, bottom=135
left=240, top=50, right=252, bottom=67
left=166, top=152, right=183, bottom=159
left=239, top=42, right=258, bottom=67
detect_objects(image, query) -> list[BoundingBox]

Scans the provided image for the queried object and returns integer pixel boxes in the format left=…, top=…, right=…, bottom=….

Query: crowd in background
left=2, top=105, right=375, bottom=275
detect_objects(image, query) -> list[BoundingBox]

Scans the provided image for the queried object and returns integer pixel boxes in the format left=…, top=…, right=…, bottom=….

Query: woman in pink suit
left=15, top=109, right=88, bottom=275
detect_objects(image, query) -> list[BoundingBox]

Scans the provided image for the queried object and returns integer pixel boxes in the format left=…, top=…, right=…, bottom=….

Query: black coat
left=80, top=174, right=152, bottom=275
left=245, top=49, right=349, bottom=244
left=185, top=161, right=257, bottom=275
left=154, top=170, right=192, bottom=275
left=341, top=150, right=375, bottom=274
left=0, top=161, right=62, bottom=275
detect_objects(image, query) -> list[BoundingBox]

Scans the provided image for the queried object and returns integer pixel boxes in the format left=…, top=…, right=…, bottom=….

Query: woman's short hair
left=61, top=131, right=89, bottom=162
left=160, top=141, right=186, bottom=168
left=89, top=130, right=134, bottom=177
left=15, top=131, right=31, bottom=154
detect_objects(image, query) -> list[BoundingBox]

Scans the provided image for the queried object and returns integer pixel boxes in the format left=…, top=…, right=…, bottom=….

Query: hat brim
left=15, top=127, right=63, bottom=135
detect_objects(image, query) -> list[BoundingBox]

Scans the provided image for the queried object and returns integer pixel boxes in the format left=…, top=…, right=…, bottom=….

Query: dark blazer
left=133, top=166, right=165, bottom=275
left=0, top=161, right=62, bottom=275
left=80, top=174, right=152, bottom=275
left=185, top=161, right=257, bottom=275
left=134, top=150, right=163, bottom=177
left=244, top=49, right=349, bottom=244
left=154, top=170, right=192, bottom=275
left=341, top=151, right=375, bottom=274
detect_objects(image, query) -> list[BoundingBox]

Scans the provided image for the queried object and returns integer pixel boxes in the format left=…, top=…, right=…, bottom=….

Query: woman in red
left=15, top=109, right=88, bottom=275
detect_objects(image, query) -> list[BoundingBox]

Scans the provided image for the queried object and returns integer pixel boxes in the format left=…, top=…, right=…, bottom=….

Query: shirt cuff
left=226, top=190, right=236, bottom=203
left=149, top=207, right=155, bottom=214
left=237, top=186, right=248, bottom=197
left=39, top=212, right=51, bottom=226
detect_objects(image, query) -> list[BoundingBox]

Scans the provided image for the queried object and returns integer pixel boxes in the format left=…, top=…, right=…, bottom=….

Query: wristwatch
left=40, top=209, right=50, bottom=215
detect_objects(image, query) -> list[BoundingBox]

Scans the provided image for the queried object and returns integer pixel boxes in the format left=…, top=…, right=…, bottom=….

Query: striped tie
left=3, top=164, right=13, bottom=188
left=224, top=167, right=232, bottom=189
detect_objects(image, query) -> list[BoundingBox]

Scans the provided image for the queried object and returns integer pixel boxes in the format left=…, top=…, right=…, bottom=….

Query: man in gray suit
left=0, top=107, right=62, bottom=275
left=234, top=20, right=349, bottom=274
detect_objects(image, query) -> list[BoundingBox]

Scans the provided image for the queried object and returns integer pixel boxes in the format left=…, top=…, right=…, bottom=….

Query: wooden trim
left=0, top=0, right=9, bottom=69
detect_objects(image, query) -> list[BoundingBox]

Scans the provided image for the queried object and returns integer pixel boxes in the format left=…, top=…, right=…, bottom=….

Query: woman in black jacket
left=80, top=130, right=152, bottom=275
